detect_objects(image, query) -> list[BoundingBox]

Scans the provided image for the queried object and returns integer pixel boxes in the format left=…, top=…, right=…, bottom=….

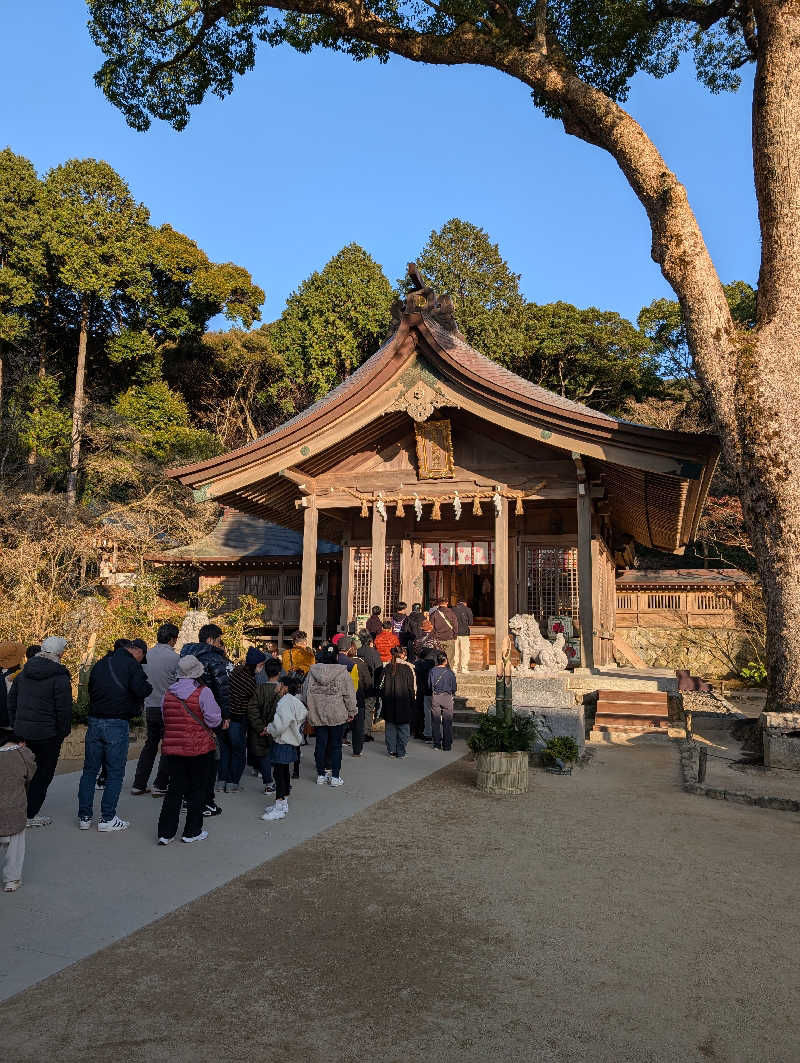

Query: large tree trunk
left=65, top=295, right=89, bottom=509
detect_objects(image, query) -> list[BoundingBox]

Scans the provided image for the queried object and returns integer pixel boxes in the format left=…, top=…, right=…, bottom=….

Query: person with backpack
left=429, top=651, right=457, bottom=751
left=9, top=636, right=73, bottom=828
left=281, top=630, right=315, bottom=675
left=157, top=655, right=221, bottom=845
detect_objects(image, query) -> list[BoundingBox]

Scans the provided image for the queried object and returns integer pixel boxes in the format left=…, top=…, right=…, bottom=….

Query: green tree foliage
left=639, top=281, right=757, bottom=380
left=410, top=219, right=526, bottom=363
left=87, top=2, right=755, bottom=133
left=514, top=301, right=661, bottom=411
left=113, top=381, right=220, bottom=463
left=266, top=243, right=393, bottom=418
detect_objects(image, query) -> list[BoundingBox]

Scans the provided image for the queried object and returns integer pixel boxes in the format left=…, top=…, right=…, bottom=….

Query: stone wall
left=620, top=626, right=750, bottom=679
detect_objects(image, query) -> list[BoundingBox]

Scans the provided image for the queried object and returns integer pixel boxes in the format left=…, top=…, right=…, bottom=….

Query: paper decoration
left=453, top=490, right=462, bottom=520
left=440, top=542, right=456, bottom=566
left=414, top=493, right=422, bottom=521
left=423, top=542, right=440, bottom=566
left=456, top=541, right=473, bottom=565
left=473, top=542, right=489, bottom=565
left=376, top=493, right=386, bottom=520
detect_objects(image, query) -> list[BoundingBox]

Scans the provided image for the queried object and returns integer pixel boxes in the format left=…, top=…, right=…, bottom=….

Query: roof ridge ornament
left=393, top=261, right=460, bottom=335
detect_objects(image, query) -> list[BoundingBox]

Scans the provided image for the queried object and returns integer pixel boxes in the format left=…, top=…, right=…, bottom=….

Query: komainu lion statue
left=508, top=614, right=569, bottom=674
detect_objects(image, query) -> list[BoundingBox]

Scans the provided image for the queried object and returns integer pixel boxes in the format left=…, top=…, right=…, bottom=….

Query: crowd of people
left=0, top=595, right=472, bottom=892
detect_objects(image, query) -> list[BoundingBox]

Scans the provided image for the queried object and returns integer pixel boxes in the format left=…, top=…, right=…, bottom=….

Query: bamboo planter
left=475, top=750, right=529, bottom=795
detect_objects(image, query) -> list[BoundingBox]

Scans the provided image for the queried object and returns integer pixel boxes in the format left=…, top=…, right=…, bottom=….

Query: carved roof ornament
left=388, top=376, right=447, bottom=422
left=403, top=261, right=461, bottom=335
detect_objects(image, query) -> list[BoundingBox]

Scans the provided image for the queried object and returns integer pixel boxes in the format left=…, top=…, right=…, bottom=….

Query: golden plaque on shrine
left=415, top=418, right=455, bottom=479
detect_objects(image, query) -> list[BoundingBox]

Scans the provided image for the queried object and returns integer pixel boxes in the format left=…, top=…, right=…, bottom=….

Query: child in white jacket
left=262, top=675, right=308, bottom=822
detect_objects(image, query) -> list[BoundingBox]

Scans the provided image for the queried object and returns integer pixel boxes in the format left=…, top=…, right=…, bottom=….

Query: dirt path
left=3, top=742, right=799, bottom=1063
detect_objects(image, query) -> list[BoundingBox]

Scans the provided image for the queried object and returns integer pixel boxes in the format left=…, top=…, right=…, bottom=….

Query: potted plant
left=467, top=714, right=537, bottom=795
left=542, top=736, right=579, bottom=772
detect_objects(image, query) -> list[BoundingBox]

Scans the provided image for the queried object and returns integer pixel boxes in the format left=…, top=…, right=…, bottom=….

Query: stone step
left=588, top=727, right=670, bottom=744
left=453, top=721, right=481, bottom=739
left=597, top=690, right=669, bottom=706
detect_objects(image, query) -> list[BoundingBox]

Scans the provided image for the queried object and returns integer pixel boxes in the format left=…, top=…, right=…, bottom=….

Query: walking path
left=0, top=739, right=465, bottom=1002
left=3, top=741, right=800, bottom=1062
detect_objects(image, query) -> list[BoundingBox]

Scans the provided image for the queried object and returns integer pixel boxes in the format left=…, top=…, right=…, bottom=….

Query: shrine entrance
left=423, top=566, right=494, bottom=621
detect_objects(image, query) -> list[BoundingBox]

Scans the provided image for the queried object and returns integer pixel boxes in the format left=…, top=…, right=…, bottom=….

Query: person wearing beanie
left=281, top=630, right=315, bottom=675
left=223, top=646, right=266, bottom=793
left=132, top=623, right=179, bottom=797
left=0, top=642, right=25, bottom=743
left=7, top=637, right=72, bottom=827
left=157, top=655, right=221, bottom=845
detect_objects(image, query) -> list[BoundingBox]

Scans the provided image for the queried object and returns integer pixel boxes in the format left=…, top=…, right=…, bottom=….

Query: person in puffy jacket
left=157, top=655, right=221, bottom=845
left=0, top=642, right=25, bottom=742
left=180, top=624, right=231, bottom=816
left=8, top=636, right=73, bottom=828
left=303, top=644, right=356, bottom=787
left=381, top=646, right=417, bottom=758
left=261, top=673, right=307, bottom=822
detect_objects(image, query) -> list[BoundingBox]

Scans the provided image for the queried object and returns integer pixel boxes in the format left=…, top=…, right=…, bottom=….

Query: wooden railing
left=615, top=588, right=738, bottom=628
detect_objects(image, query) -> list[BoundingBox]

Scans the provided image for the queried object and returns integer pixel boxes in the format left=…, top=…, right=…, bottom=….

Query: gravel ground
left=3, top=743, right=800, bottom=1063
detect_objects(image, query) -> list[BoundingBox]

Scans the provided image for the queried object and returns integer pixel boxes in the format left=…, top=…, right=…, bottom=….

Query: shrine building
left=165, top=272, right=719, bottom=670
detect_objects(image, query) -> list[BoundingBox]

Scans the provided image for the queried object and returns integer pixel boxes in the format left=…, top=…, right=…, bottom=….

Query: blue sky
left=2, top=1, right=758, bottom=326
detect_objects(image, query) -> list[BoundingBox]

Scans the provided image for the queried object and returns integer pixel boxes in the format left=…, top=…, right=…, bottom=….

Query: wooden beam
left=279, top=467, right=316, bottom=493
left=573, top=454, right=595, bottom=669
left=299, top=497, right=318, bottom=639
left=369, top=502, right=387, bottom=614
left=494, top=495, right=509, bottom=667
left=339, top=540, right=353, bottom=631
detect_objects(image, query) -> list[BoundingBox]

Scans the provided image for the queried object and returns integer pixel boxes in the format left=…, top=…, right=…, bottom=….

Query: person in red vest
left=157, top=655, right=221, bottom=846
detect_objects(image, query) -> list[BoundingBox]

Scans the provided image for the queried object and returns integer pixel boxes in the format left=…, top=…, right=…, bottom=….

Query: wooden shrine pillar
left=369, top=503, right=386, bottom=613
left=573, top=454, right=595, bottom=669
left=299, top=497, right=319, bottom=639
left=339, top=539, right=353, bottom=631
left=401, top=539, right=423, bottom=608
left=494, top=494, right=509, bottom=665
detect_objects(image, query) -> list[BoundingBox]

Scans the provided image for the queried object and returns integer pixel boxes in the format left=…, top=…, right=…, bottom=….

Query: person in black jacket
left=180, top=624, right=232, bottom=816
left=76, top=639, right=152, bottom=832
left=8, top=636, right=73, bottom=827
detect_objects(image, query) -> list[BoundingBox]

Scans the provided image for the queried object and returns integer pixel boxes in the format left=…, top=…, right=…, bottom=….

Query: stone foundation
left=762, top=712, right=800, bottom=770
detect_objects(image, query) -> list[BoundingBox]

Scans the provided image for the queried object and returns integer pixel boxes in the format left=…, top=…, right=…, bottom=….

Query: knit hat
left=245, top=646, right=267, bottom=669
left=0, top=642, right=25, bottom=669
left=41, top=636, right=68, bottom=657
left=178, top=654, right=205, bottom=680
left=338, top=636, right=354, bottom=653
left=331, top=632, right=345, bottom=647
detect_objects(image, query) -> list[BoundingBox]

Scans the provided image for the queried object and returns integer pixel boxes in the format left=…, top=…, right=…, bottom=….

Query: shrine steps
left=589, top=689, right=670, bottom=742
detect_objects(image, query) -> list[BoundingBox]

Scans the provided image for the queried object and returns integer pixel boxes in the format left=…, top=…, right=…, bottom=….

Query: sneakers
left=263, top=782, right=276, bottom=795
left=98, top=816, right=129, bottom=832
left=158, top=836, right=173, bottom=845
left=78, top=817, right=92, bottom=830
left=131, top=787, right=151, bottom=796
left=182, top=830, right=208, bottom=843
left=316, top=775, right=328, bottom=785
left=151, top=787, right=168, bottom=797
left=26, top=815, right=53, bottom=828
left=3, top=880, right=21, bottom=892
left=262, top=800, right=288, bottom=821
left=329, top=776, right=344, bottom=787
left=202, top=804, right=222, bottom=817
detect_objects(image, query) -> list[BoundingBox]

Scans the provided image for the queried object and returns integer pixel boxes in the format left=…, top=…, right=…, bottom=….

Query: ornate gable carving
left=388, top=377, right=447, bottom=422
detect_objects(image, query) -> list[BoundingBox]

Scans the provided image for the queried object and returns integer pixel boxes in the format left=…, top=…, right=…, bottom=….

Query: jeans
left=385, top=722, right=410, bottom=757
left=158, top=752, right=215, bottom=840
left=132, top=710, right=169, bottom=791
left=218, top=718, right=247, bottom=785
left=25, top=735, right=64, bottom=818
left=314, top=724, right=345, bottom=778
left=274, top=762, right=292, bottom=800
left=431, top=693, right=454, bottom=749
left=78, top=717, right=130, bottom=821
left=255, top=755, right=274, bottom=786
